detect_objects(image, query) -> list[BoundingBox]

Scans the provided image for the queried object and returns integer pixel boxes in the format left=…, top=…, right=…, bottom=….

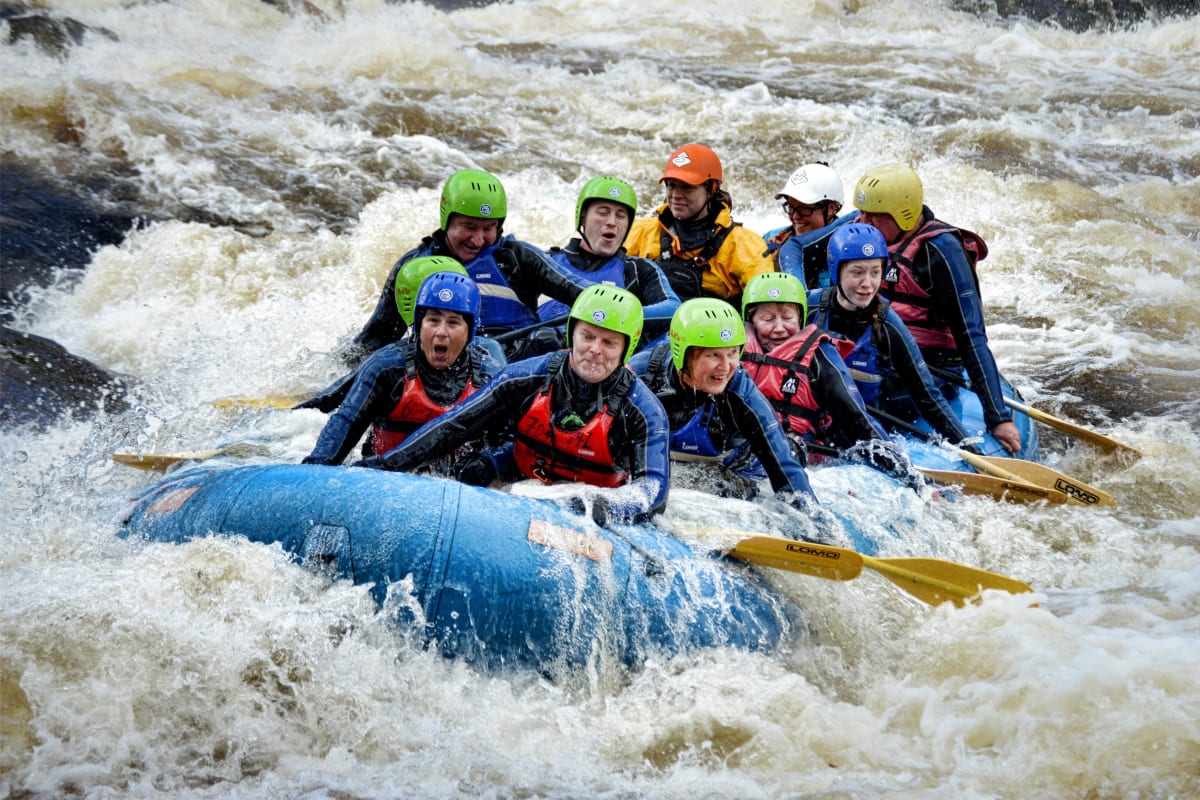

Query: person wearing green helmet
left=783, top=163, right=1021, bottom=456
left=628, top=297, right=827, bottom=518
left=358, top=286, right=670, bottom=526
left=303, top=271, right=501, bottom=468
left=349, top=168, right=597, bottom=366
left=738, top=272, right=924, bottom=492
left=536, top=176, right=679, bottom=351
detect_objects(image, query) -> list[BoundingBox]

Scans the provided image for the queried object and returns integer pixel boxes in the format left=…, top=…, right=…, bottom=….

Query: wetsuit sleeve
left=349, top=256, right=413, bottom=364
left=303, top=347, right=409, bottom=465
left=361, top=357, right=547, bottom=472
left=725, top=370, right=816, bottom=500
left=881, top=311, right=971, bottom=443
left=627, top=255, right=680, bottom=341
left=809, top=344, right=889, bottom=446
left=505, top=238, right=596, bottom=310
left=603, top=380, right=671, bottom=522
left=925, top=233, right=1013, bottom=430
left=778, top=216, right=853, bottom=289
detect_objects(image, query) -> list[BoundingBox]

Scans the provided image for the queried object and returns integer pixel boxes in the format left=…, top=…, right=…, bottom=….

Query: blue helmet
left=826, top=223, right=889, bottom=287
left=414, top=271, right=481, bottom=341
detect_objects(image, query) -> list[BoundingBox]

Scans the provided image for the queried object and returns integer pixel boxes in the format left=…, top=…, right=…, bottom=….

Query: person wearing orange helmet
left=624, top=143, right=774, bottom=308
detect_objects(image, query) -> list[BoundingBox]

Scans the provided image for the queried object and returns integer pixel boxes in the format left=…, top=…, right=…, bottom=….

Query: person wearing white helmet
left=765, top=162, right=846, bottom=289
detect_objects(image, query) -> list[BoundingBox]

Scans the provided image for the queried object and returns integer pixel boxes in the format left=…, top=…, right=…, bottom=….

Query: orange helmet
left=660, top=143, right=723, bottom=186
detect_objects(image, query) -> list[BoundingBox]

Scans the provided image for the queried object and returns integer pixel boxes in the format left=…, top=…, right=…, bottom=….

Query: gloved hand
left=713, top=466, right=759, bottom=500
left=352, top=455, right=383, bottom=470
left=783, top=491, right=840, bottom=544
left=512, top=327, right=564, bottom=361
left=455, top=453, right=498, bottom=487
left=846, top=440, right=924, bottom=495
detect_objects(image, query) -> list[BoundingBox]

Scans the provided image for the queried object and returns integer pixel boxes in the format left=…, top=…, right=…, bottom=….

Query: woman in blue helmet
left=357, top=286, right=671, bottom=526
left=806, top=223, right=977, bottom=451
left=303, top=271, right=502, bottom=469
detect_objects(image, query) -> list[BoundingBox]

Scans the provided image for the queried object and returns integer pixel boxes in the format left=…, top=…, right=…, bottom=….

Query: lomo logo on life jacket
left=884, top=264, right=900, bottom=283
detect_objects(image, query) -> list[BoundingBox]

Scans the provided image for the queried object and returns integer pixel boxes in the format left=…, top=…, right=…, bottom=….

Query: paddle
left=698, top=529, right=1034, bottom=608
left=212, top=394, right=309, bottom=410
left=925, top=365, right=1142, bottom=458
left=868, top=406, right=1115, bottom=507
left=806, top=439, right=1073, bottom=504
left=112, top=443, right=271, bottom=470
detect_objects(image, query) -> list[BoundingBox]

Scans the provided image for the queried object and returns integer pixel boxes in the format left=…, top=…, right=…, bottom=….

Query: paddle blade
left=977, top=456, right=1116, bottom=507
left=725, top=535, right=865, bottom=582
left=918, top=468, right=1072, bottom=504
left=862, top=556, right=1035, bottom=608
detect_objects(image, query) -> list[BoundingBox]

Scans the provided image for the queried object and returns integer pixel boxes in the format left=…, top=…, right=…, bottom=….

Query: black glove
left=784, top=491, right=840, bottom=544
left=352, top=455, right=384, bottom=470
left=510, top=327, right=564, bottom=361
left=846, top=440, right=924, bottom=494
left=455, top=454, right=498, bottom=487
left=713, top=466, right=760, bottom=500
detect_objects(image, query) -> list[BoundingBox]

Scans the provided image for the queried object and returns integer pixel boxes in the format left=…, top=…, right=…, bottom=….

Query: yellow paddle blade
left=977, top=456, right=1116, bottom=507
left=918, top=467, right=1071, bottom=504
left=1005, top=398, right=1142, bottom=458
left=212, top=393, right=309, bottom=409
left=112, top=443, right=270, bottom=470
left=716, top=533, right=1034, bottom=608
left=862, top=555, right=1035, bottom=608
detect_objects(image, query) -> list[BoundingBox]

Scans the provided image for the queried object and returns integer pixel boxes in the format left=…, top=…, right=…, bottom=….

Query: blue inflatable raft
left=120, top=464, right=794, bottom=675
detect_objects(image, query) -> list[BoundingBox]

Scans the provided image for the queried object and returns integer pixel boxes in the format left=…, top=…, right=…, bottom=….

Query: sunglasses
left=782, top=201, right=826, bottom=217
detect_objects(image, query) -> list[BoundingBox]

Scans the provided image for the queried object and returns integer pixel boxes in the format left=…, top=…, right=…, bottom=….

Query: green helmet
left=741, top=272, right=807, bottom=322
left=575, top=176, right=638, bottom=233
left=668, top=298, right=746, bottom=371
left=439, top=169, right=508, bottom=231
left=394, top=255, right=467, bottom=326
left=567, top=285, right=644, bottom=364
left=853, top=163, right=924, bottom=232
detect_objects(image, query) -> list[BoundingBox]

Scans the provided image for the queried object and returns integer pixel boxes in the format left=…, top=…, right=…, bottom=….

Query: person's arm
left=359, top=357, right=545, bottom=472
left=505, top=238, right=596, bottom=310
left=777, top=216, right=853, bottom=288
left=724, top=370, right=816, bottom=501
left=597, top=381, right=671, bottom=523
left=303, top=348, right=407, bottom=465
left=809, top=344, right=888, bottom=446
left=881, top=313, right=972, bottom=444
left=926, top=234, right=1013, bottom=431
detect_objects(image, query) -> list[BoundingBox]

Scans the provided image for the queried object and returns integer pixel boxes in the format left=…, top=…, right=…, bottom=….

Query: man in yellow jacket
left=624, top=143, right=775, bottom=309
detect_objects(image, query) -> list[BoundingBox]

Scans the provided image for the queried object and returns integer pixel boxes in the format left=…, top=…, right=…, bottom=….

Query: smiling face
left=749, top=302, right=802, bottom=349
left=663, top=178, right=711, bottom=222
left=578, top=200, right=631, bottom=258
left=681, top=345, right=741, bottom=395
left=419, top=308, right=471, bottom=368
left=835, top=258, right=885, bottom=311
left=569, top=320, right=626, bottom=384
left=444, top=214, right=501, bottom=263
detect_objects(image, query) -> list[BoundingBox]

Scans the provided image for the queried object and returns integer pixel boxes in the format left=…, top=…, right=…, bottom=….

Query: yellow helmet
left=853, top=163, right=924, bottom=232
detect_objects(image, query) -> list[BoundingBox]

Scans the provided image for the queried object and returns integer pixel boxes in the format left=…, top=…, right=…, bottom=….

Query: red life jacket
left=881, top=215, right=988, bottom=350
left=371, top=373, right=478, bottom=457
left=512, top=386, right=629, bottom=488
left=740, top=323, right=853, bottom=437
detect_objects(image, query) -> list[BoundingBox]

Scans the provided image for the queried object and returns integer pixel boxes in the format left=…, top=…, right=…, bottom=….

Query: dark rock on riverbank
left=0, top=326, right=128, bottom=430
left=951, top=0, right=1196, bottom=31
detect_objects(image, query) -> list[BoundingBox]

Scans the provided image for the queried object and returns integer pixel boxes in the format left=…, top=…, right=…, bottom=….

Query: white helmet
left=775, top=163, right=845, bottom=207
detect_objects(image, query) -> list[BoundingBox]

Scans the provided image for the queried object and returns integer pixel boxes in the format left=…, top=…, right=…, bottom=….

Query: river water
left=2, top=1, right=1199, bottom=798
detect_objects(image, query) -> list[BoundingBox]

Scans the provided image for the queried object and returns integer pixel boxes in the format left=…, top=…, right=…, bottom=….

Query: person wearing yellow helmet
left=536, top=176, right=680, bottom=353
left=628, top=298, right=828, bottom=517
left=358, top=286, right=670, bottom=526
left=780, top=163, right=1020, bottom=455
left=349, top=168, right=597, bottom=366
left=623, top=143, right=774, bottom=308
left=851, top=163, right=1021, bottom=455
